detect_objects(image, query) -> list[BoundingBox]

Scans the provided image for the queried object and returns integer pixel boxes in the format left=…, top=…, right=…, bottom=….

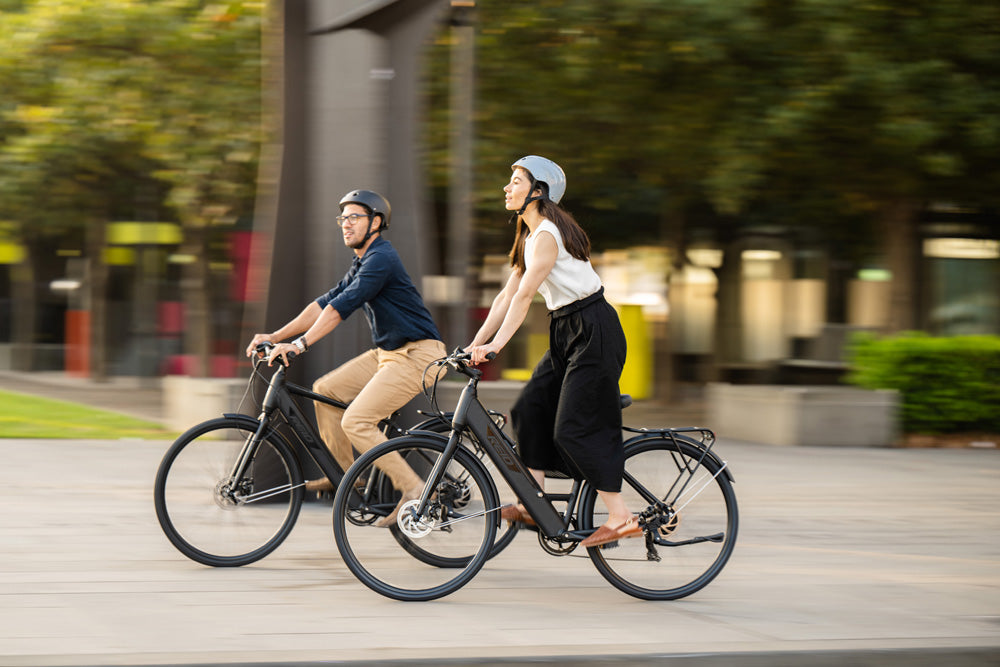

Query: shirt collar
left=353, top=235, right=386, bottom=267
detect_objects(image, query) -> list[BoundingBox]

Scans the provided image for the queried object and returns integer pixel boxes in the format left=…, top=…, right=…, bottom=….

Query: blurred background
left=0, top=0, right=997, bottom=408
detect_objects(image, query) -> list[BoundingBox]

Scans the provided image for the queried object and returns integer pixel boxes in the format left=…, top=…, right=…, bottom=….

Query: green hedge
left=847, top=333, right=1000, bottom=434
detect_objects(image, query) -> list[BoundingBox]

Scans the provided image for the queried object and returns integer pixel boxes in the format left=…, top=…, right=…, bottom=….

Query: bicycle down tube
left=243, top=364, right=349, bottom=490
left=443, top=378, right=565, bottom=536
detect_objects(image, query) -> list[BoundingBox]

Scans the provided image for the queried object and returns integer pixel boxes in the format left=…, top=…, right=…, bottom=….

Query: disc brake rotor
left=657, top=509, right=681, bottom=537
left=397, top=499, right=436, bottom=538
left=213, top=480, right=240, bottom=510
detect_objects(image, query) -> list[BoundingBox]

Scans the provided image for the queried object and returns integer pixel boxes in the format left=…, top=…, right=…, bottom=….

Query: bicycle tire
left=579, top=434, right=738, bottom=600
left=154, top=416, right=304, bottom=567
left=332, top=435, right=498, bottom=601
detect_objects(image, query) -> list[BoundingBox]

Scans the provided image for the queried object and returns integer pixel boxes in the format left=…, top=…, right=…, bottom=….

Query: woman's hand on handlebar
left=465, top=343, right=500, bottom=365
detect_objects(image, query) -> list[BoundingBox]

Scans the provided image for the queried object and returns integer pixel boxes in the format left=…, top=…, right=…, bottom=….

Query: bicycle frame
left=227, top=356, right=453, bottom=497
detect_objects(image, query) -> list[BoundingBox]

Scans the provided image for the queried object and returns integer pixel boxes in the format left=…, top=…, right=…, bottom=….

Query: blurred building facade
left=0, top=2, right=997, bottom=399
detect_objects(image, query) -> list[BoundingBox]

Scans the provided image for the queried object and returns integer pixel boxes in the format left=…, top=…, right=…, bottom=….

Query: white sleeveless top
left=524, top=219, right=603, bottom=310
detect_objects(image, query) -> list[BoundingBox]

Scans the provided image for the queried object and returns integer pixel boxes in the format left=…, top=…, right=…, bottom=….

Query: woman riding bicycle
left=465, top=156, right=638, bottom=548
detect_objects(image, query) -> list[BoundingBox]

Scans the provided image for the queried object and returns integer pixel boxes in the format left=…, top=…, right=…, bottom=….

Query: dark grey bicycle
left=332, top=349, right=738, bottom=601
left=153, top=343, right=517, bottom=567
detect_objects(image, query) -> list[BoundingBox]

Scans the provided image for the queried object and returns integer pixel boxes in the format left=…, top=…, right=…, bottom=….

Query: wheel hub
left=213, top=479, right=240, bottom=510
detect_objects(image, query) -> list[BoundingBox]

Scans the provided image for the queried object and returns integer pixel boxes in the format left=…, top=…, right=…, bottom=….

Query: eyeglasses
left=336, top=213, right=371, bottom=227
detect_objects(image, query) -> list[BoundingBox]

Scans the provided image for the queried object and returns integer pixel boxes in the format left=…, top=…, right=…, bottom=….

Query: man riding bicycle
left=245, top=189, right=446, bottom=527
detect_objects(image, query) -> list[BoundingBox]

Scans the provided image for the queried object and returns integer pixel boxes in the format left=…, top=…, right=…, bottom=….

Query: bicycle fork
left=222, top=413, right=301, bottom=506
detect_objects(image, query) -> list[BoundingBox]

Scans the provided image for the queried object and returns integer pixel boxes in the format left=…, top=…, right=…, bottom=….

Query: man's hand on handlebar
left=267, top=343, right=297, bottom=367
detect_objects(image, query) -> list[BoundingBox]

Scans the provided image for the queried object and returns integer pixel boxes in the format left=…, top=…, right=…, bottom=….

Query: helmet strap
left=349, top=214, right=379, bottom=249
left=512, top=176, right=543, bottom=223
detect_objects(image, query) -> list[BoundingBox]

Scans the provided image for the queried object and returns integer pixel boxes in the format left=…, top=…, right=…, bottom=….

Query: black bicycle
left=332, top=349, right=738, bottom=601
left=154, top=343, right=517, bottom=567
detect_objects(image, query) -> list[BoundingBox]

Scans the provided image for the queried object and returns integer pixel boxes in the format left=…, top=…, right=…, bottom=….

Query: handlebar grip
left=485, top=351, right=496, bottom=361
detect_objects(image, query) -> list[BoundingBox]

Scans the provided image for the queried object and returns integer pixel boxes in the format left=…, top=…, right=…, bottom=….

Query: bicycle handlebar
left=439, top=348, right=495, bottom=378
left=254, top=341, right=296, bottom=367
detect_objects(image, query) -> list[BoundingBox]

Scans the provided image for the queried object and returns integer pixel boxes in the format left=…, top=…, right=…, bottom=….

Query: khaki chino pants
left=312, top=338, right=446, bottom=491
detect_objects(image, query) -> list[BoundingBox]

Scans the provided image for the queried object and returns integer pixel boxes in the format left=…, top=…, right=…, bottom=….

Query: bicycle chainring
left=345, top=503, right=380, bottom=526
left=538, top=532, right=577, bottom=556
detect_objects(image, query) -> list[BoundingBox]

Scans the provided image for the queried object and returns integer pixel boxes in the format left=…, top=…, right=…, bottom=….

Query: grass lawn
left=0, top=390, right=176, bottom=439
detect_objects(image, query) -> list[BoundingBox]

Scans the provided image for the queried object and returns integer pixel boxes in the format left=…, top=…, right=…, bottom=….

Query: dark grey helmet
left=339, top=189, right=391, bottom=229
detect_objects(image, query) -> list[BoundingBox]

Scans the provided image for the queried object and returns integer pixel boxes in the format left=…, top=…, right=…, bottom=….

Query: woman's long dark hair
left=508, top=197, right=592, bottom=274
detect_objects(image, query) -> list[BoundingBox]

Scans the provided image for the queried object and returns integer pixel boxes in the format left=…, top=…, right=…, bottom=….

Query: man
left=245, top=189, right=445, bottom=527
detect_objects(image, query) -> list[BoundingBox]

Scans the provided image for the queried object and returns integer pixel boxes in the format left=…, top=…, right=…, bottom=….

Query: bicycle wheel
left=154, top=416, right=304, bottom=567
left=333, top=435, right=498, bottom=601
left=579, top=434, right=738, bottom=600
left=409, top=415, right=519, bottom=560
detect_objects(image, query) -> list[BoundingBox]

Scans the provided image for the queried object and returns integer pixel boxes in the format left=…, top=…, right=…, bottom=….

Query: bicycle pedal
left=600, top=540, right=620, bottom=550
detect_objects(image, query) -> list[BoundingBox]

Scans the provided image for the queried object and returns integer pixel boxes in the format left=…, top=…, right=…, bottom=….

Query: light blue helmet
left=512, top=155, right=566, bottom=204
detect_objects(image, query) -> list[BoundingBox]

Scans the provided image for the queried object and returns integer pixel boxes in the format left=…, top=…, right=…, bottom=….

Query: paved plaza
left=0, top=372, right=998, bottom=665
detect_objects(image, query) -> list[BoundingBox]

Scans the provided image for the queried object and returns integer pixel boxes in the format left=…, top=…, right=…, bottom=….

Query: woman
left=466, top=155, right=639, bottom=548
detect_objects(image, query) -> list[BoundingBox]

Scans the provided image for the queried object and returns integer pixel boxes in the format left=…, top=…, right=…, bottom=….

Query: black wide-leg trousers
left=511, top=289, right=628, bottom=492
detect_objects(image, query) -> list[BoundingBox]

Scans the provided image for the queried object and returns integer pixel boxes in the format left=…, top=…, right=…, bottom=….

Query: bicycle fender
left=222, top=412, right=264, bottom=428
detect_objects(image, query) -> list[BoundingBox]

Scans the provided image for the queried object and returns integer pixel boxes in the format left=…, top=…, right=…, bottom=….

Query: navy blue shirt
left=315, top=237, right=442, bottom=351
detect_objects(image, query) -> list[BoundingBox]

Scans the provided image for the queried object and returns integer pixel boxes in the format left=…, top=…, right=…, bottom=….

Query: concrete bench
left=707, top=382, right=899, bottom=447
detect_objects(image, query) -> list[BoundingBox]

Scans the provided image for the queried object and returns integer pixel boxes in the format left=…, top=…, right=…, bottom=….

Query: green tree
left=0, top=0, right=261, bottom=376
left=427, top=0, right=1000, bottom=334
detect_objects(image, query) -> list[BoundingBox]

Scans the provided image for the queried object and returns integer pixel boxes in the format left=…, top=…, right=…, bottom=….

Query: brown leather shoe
left=499, top=504, right=536, bottom=526
left=580, top=517, right=643, bottom=548
left=304, top=478, right=334, bottom=493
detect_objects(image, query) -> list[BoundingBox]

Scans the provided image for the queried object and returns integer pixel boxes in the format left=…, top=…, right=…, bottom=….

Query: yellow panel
left=104, top=246, right=135, bottom=265
left=0, top=242, right=26, bottom=264
left=617, top=304, right=652, bottom=400
left=107, top=221, right=182, bottom=245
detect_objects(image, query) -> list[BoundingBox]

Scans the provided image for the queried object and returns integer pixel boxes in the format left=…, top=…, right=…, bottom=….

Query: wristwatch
left=293, top=336, right=308, bottom=354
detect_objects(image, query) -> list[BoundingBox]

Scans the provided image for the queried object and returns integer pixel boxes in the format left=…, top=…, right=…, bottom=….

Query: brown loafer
left=580, top=517, right=643, bottom=548
left=304, top=478, right=334, bottom=493
left=499, top=504, right=536, bottom=526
